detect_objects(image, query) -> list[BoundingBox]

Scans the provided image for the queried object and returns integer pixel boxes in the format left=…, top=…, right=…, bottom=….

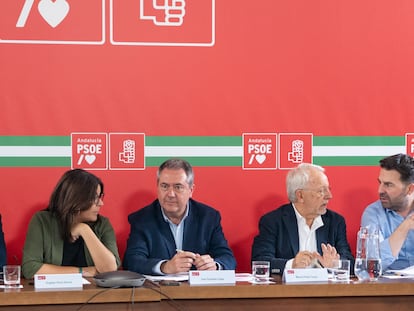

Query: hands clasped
left=161, top=251, right=217, bottom=274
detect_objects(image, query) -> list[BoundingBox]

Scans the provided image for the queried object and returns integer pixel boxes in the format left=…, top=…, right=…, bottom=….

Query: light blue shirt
left=361, top=200, right=414, bottom=271
left=152, top=204, right=189, bottom=274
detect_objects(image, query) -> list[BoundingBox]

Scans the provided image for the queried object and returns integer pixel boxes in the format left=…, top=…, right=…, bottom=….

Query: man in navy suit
left=123, top=158, right=236, bottom=275
left=251, top=163, right=354, bottom=274
left=0, top=214, right=6, bottom=267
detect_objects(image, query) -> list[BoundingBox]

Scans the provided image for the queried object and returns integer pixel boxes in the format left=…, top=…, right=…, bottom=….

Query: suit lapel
left=182, top=201, right=197, bottom=250
left=155, top=202, right=178, bottom=257
left=316, top=214, right=329, bottom=254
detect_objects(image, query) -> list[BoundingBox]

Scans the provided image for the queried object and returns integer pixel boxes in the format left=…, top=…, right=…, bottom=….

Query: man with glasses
left=123, top=158, right=236, bottom=275
left=251, top=163, right=353, bottom=274
left=361, top=153, right=414, bottom=271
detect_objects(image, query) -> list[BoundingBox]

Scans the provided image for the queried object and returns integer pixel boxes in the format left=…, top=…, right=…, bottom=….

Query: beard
left=379, top=192, right=409, bottom=213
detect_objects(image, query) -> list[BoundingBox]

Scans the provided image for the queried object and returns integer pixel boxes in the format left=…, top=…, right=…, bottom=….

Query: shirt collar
left=292, top=203, right=324, bottom=230
left=161, top=202, right=190, bottom=225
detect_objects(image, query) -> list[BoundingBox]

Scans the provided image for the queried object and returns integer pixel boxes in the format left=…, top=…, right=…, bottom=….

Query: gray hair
left=286, top=163, right=325, bottom=202
left=157, top=158, right=194, bottom=187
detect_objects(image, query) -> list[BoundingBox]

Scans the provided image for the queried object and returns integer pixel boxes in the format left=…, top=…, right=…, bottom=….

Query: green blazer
left=22, top=211, right=120, bottom=279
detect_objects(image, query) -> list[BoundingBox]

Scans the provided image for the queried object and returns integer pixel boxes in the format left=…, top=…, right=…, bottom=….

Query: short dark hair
left=157, top=158, right=194, bottom=186
left=379, top=153, right=414, bottom=184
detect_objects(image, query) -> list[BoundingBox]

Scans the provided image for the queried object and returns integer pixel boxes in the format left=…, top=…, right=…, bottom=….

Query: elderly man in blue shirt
left=361, top=153, right=414, bottom=271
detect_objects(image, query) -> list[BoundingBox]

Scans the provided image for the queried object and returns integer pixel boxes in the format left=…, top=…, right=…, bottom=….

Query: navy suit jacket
left=123, top=199, right=236, bottom=275
left=251, top=203, right=354, bottom=274
left=0, top=214, right=6, bottom=267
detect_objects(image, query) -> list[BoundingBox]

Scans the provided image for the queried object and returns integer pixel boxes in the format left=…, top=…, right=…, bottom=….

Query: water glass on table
left=252, top=261, right=270, bottom=282
left=329, top=259, right=350, bottom=282
left=3, top=265, right=21, bottom=287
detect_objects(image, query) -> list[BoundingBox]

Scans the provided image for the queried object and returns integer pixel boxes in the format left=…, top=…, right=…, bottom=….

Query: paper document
left=384, top=265, right=414, bottom=278
left=235, top=273, right=254, bottom=282
left=144, top=273, right=189, bottom=282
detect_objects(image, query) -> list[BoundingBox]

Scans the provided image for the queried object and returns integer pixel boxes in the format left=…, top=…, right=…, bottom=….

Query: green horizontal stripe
left=0, top=136, right=407, bottom=147
left=314, top=136, right=404, bottom=146
left=0, top=157, right=70, bottom=167
left=0, top=156, right=386, bottom=167
left=145, top=136, right=242, bottom=146
left=313, top=156, right=384, bottom=166
left=0, top=136, right=70, bottom=146
left=146, top=157, right=242, bottom=167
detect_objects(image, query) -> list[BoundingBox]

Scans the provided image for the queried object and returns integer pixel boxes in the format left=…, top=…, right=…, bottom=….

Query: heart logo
left=255, top=154, right=266, bottom=164
left=38, top=0, right=70, bottom=28
left=85, top=155, right=96, bottom=165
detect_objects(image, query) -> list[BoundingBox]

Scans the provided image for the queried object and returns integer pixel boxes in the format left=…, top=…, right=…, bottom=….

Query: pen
left=310, top=258, right=324, bottom=268
left=386, top=271, right=406, bottom=277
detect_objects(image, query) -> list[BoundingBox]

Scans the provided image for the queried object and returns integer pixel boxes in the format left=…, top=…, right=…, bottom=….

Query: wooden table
left=1, top=276, right=414, bottom=310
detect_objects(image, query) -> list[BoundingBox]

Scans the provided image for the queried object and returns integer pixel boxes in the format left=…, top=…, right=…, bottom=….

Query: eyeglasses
left=301, top=187, right=332, bottom=197
left=158, top=183, right=187, bottom=193
left=93, top=193, right=105, bottom=205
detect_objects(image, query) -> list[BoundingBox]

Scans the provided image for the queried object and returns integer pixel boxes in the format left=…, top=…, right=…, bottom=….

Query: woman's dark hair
left=380, top=153, right=414, bottom=184
left=47, top=169, right=104, bottom=241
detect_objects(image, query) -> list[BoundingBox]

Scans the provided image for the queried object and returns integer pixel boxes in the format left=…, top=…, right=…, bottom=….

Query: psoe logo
left=406, top=133, right=414, bottom=157
left=242, top=133, right=277, bottom=170
left=109, top=133, right=145, bottom=170
left=279, top=133, right=313, bottom=170
left=110, top=0, right=215, bottom=46
left=71, top=133, right=108, bottom=170
left=0, top=0, right=105, bottom=45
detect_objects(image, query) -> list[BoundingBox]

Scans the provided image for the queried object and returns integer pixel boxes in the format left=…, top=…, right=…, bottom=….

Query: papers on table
left=235, top=273, right=254, bottom=282
left=143, top=273, right=189, bottom=282
left=235, top=273, right=276, bottom=284
left=144, top=272, right=276, bottom=283
left=383, top=265, right=414, bottom=279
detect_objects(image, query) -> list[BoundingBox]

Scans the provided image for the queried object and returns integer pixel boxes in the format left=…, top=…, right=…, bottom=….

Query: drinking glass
left=252, top=261, right=270, bottom=282
left=3, top=265, right=21, bottom=287
left=330, top=259, right=350, bottom=282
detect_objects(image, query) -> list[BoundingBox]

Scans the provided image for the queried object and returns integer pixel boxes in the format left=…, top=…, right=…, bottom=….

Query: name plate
left=189, top=270, right=236, bottom=285
left=283, top=268, right=328, bottom=283
left=34, top=273, right=83, bottom=290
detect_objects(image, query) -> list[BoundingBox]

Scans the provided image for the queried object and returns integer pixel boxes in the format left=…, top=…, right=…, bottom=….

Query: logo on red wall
left=279, top=133, right=313, bottom=169
left=0, top=0, right=105, bottom=44
left=242, top=133, right=277, bottom=170
left=110, top=0, right=215, bottom=46
left=406, top=133, right=414, bottom=157
left=109, top=133, right=145, bottom=170
left=71, top=133, right=107, bottom=170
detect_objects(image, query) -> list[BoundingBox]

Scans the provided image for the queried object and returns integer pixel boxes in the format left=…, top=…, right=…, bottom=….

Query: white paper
left=143, top=272, right=189, bottom=282
left=235, top=273, right=254, bottom=282
left=386, top=265, right=414, bottom=277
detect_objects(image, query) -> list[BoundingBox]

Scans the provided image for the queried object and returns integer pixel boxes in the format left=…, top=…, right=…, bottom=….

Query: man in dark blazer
left=123, top=159, right=236, bottom=275
left=251, top=163, right=354, bottom=274
left=0, top=214, right=6, bottom=267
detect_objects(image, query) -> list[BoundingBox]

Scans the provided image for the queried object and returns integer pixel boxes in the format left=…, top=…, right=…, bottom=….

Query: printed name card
left=283, top=268, right=329, bottom=283
left=189, top=270, right=236, bottom=285
left=34, top=273, right=83, bottom=290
